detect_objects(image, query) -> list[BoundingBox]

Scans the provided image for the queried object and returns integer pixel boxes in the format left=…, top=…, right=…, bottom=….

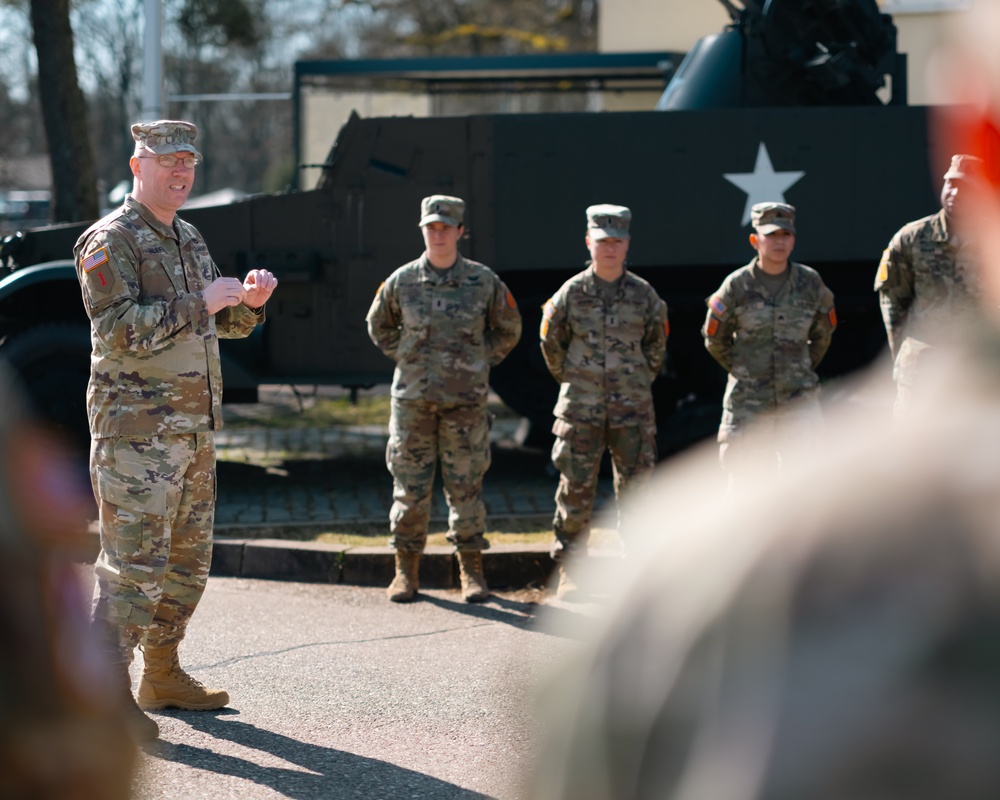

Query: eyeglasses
left=138, top=154, right=202, bottom=168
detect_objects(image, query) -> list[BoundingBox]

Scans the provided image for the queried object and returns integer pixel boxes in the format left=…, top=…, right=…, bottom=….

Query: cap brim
left=943, top=170, right=972, bottom=181
left=419, top=214, right=461, bottom=227
left=145, top=142, right=202, bottom=158
left=589, top=227, right=630, bottom=241
left=755, top=223, right=795, bottom=234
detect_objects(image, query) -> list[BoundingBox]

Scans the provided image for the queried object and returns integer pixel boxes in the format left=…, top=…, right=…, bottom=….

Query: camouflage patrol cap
left=586, top=204, right=631, bottom=241
left=130, top=120, right=201, bottom=158
left=419, top=195, right=465, bottom=227
left=943, top=154, right=984, bottom=181
left=752, top=202, right=796, bottom=234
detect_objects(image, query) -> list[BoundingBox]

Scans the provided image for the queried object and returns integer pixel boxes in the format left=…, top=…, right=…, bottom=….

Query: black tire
left=1, top=323, right=91, bottom=452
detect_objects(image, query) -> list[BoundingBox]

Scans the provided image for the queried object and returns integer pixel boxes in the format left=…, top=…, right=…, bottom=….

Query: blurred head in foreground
left=530, top=5, right=1000, bottom=798
left=0, top=363, right=134, bottom=798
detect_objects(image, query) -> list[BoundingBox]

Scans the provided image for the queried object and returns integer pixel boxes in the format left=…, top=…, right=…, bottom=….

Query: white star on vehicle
left=724, top=142, right=805, bottom=226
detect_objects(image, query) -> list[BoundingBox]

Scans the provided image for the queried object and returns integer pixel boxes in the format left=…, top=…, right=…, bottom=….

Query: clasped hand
left=204, top=269, right=278, bottom=314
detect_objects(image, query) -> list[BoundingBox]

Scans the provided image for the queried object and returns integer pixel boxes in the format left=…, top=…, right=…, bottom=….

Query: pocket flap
left=97, top=470, right=168, bottom=517
left=551, top=418, right=574, bottom=439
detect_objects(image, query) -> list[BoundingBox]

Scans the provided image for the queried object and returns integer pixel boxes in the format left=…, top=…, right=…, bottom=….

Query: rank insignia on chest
left=709, top=296, right=727, bottom=316
left=434, top=298, right=445, bottom=311
left=607, top=314, right=618, bottom=327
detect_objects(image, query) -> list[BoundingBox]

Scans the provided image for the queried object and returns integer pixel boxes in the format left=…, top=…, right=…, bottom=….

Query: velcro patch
left=709, top=295, right=727, bottom=316
left=706, top=317, right=719, bottom=337
left=82, top=247, right=108, bottom=273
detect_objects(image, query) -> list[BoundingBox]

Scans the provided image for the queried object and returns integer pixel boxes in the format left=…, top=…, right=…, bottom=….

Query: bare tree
left=28, top=0, right=98, bottom=221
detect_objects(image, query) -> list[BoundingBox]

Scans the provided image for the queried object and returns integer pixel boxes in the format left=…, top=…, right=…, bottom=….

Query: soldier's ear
left=749, top=232, right=759, bottom=249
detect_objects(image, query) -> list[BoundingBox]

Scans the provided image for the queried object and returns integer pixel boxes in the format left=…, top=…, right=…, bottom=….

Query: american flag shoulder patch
left=709, top=295, right=727, bottom=316
left=82, top=247, right=108, bottom=273
left=543, top=299, right=556, bottom=320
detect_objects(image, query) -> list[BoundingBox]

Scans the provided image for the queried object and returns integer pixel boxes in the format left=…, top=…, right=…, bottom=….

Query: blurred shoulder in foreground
left=0, top=361, right=134, bottom=799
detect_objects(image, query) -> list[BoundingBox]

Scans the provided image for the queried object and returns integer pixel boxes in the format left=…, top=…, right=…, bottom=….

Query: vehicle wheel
left=1, top=323, right=91, bottom=453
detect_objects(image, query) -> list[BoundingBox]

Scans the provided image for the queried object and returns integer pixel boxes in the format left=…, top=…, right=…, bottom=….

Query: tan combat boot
left=111, top=660, right=159, bottom=742
left=387, top=551, right=421, bottom=602
left=457, top=551, right=489, bottom=603
left=137, top=645, right=230, bottom=711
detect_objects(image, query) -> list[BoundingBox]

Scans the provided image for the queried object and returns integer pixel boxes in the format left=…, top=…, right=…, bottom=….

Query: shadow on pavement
left=145, top=714, right=489, bottom=800
left=420, top=592, right=601, bottom=641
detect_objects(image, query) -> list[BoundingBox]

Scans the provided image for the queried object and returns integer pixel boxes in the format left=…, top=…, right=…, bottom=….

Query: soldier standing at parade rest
left=702, top=202, right=837, bottom=476
left=74, top=120, right=277, bottom=742
left=875, top=154, right=984, bottom=416
left=529, top=7, right=1000, bottom=796
left=366, top=195, right=522, bottom=603
left=539, top=205, right=667, bottom=599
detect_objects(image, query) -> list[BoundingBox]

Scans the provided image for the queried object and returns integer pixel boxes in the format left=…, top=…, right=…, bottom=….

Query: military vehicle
left=0, top=0, right=936, bottom=454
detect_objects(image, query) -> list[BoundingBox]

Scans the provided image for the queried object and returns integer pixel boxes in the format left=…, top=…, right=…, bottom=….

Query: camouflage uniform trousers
left=90, top=432, right=216, bottom=664
left=386, top=398, right=491, bottom=553
left=551, top=420, right=656, bottom=560
left=719, top=400, right=824, bottom=477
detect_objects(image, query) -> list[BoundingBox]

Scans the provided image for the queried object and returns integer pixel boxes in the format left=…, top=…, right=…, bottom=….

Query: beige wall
left=599, top=0, right=728, bottom=53
left=881, top=4, right=967, bottom=105
left=597, top=0, right=970, bottom=106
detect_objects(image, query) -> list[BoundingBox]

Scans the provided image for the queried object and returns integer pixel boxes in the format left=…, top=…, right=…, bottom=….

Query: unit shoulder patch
left=80, top=246, right=122, bottom=298
left=706, top=317, right=719, bottom=337
left=876, top=249, right=890, bottom=285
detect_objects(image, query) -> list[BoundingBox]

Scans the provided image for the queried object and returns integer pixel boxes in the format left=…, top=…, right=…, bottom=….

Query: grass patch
left=225, top=393, right=520, bottom=429
left=314, top=521, right=621, bottom=550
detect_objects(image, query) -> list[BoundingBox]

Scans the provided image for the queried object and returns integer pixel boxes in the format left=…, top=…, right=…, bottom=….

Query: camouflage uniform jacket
left=365, top=253, right=522, bottom=404
left=703, top=259, right=836, bottom=423
left=540, top=265, right=668, bottom=427
left=74, top=195, right=262, bottom=438
left=874, top=209, right=979, bottom=365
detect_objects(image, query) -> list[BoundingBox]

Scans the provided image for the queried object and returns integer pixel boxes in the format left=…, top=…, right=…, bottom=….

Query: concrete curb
left=211, top=537, right=559, bottom=589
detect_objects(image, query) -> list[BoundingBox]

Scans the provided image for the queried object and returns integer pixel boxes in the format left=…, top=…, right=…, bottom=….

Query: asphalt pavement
left=124, top=577, right=601, bottom=800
